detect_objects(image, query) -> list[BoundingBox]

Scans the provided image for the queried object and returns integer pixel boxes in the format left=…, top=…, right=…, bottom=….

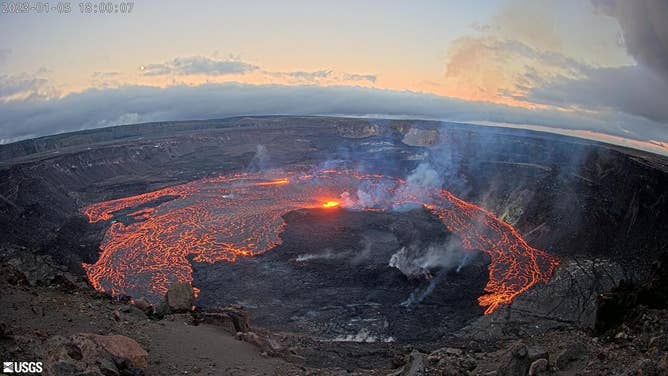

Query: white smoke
left=331, top=328, right=395, bottom=343
left=341, top=161, right=445, bottom=211
left=389, top=237, right=478, bottom=308
left=338, top=162, right=444, bottom=211
left=456, top=252, right=473, bottom=273
left=400, top=271, right=445, bottom=308
left=339, top=191, right=355, bottom=207
left=295, top=249, right=342, bottom=262
left=247, top=144, right=270, bottom=172
left=414, top=241, right=468, bottom=270
left=406, top=162, right=443, bottom=188
left=389, top=247, right=431, bottom=279
left=340, top=179, right=396, bottom=210
left=392, top=162, right=444, bottom=212
left=350, top=234, right=376, bottom=265
left=389, top=237, right=469, bottom=275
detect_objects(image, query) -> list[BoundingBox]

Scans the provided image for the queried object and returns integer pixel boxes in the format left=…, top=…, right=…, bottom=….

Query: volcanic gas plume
left=82, top=169, right=558, bottom=314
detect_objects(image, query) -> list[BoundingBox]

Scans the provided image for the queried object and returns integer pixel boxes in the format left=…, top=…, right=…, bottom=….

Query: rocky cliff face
left=401, top=127, right=440, bottom=147
left=336, top=121, right=379, bottom=138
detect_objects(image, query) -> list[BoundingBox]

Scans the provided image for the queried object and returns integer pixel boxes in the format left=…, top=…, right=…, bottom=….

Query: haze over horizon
left=1, top=0, right=667, bottom=154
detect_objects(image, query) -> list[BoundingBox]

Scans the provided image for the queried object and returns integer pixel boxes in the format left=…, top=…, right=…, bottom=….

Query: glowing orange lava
left=82, top=169, right=558, bottom=314
left=254, top=177, right=290, bottom=186
left=322, top=201, right=340, bottom=208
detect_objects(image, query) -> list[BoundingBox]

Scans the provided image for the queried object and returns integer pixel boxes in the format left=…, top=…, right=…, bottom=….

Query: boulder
left=237, top=331, right=263, bottom=347
left=426, top=347, right=477, bottom=373
left=97, top=358, right=119, bottom=376
left=43, top=334, right=101, bottom=368
left=42, top=333, right=147, bottom=375
left=132, top=298, right=153, bottom=315
left=443, top=347, right=463, bottom=356
left=193, top=305, right=250, bottom=333
left=87, top=334, right=149, bottom=369
left=497, top=343, right=530, bottom=376
left=165, top=282, right=194, bottom=312
left=236, top=331, right=284, bottom=356
left=528, top=358, right=548, bottom=375
left=389, top=350, right=427, bottom=376
left=154, top=299, right=171, bottom=319
left=555, top=342, right=587, bottom=370
left=527, top=347, right=548, bottom=363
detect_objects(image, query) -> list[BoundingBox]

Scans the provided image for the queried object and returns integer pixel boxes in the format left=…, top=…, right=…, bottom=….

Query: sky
left=0, top=0, right=667, bottom=154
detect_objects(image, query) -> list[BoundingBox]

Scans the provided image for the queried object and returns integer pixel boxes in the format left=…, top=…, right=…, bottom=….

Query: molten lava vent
left=83, top=169, right=558, bottom=314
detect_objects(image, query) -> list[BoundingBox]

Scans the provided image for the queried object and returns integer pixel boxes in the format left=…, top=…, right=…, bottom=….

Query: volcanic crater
left=1, top=116, right=667, bottom=356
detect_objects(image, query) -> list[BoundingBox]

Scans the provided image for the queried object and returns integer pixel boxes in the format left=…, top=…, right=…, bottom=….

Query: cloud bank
left=137, top=56, right=377, bottom=85
left=141, top=56, right=259, bottom=76
left=264, top=69, right=376, bottom=84
left=0, top=73, right=58, bottom=101
left=1, top=82, right=665, bottom=148
left=529, top=65, right=668, bottom=123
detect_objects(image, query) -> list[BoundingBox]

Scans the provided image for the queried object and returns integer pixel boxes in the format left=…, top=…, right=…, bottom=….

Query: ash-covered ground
left=1, top=116, right=667, bottom=374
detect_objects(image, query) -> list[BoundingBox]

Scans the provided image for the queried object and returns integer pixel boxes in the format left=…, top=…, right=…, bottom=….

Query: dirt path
left=145, top=322, right=294, bottom=375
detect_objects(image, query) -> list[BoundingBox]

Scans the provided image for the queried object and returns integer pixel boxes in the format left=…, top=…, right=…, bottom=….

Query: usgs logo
left=2, top=362, right=43, bottom=374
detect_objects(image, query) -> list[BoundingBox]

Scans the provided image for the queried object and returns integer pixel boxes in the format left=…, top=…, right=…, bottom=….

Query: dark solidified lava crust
left=193, top=207, right=490, bottom=343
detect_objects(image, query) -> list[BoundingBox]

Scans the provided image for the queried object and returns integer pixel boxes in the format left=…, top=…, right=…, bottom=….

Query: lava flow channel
left=82, top=169, right=558, bottom=314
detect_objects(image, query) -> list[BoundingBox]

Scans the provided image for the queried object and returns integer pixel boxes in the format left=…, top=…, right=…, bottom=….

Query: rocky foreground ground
left=2, top=244, right=668, bottom=375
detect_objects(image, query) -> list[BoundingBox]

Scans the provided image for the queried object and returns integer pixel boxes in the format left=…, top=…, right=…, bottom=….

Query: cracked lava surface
left=82, top=169, right=559, bottom=314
